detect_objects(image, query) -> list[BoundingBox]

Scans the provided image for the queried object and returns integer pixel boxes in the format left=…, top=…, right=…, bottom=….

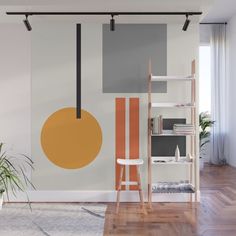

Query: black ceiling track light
left=110, top=14, right=115, bottom=31
left=182, top=14, right=190, bottom=31
left=6, top=11, right=202, bottom=16
left=7, top=11, right=202, bottom=32
left=200, top=22, right=227, bottom=25
left=23, top=14, right=32, bottom=31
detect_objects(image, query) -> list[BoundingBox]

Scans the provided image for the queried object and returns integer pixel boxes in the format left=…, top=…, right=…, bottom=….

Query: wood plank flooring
left=104, top=164, right=236, bottom=236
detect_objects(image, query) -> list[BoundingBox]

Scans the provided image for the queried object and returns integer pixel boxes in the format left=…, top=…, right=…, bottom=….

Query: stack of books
left=173, top=124, right=195, bottom=135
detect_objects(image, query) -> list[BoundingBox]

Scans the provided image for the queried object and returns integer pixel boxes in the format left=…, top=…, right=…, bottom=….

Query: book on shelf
left=151, top=115, right=163, bottom=134
left=173, top=124, right=195, bottom=134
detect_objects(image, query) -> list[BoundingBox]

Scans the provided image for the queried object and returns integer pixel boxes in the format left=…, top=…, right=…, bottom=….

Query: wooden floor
left=104, top=164, right=236, bottom=236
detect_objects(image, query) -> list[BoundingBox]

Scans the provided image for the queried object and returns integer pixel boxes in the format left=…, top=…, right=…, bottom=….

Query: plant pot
left=0, top=194, right=3, bottom=210
left=200, top=158, right=204, bottom=171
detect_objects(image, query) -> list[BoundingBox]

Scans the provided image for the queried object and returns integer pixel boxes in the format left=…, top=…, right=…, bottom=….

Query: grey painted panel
left=103, top=24, right=167, bottom=93
left=152, top=136, right=186, bottom=157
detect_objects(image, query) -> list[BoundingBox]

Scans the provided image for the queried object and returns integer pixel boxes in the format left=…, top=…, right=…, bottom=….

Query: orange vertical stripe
left=129, top=98, right=139, bottom=190
left=115, top=98, right=126, bottom=190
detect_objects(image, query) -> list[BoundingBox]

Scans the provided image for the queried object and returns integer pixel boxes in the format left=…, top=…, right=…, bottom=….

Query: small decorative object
left=186, top=153, right=193, bottom=162
left=153, top=160, right=166, bottom=163
left=175, top=145, right=180, bottom=162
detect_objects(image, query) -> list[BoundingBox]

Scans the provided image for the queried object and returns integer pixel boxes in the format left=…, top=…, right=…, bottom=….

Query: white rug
left=0, top=203, right=106, bottom=236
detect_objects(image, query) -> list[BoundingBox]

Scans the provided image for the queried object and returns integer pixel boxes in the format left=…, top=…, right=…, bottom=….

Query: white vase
left=175, top=145, right=180, bottom=162
left=186, top=153, right=192, bottom=162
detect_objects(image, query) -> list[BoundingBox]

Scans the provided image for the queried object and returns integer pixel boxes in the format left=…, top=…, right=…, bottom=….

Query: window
left=199, top=45, right=211, bottom=113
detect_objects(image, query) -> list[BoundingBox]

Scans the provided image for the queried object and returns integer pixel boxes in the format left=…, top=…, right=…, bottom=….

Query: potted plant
left=0, top=143, right=34, bottom=209
left=199, top=112, right=215, bottom=170
left=0, top=189, right=4, bottom=209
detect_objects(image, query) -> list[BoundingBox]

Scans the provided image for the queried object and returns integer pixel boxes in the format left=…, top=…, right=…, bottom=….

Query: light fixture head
left=182, top=14, right=190, bottom=31
left=110, top=15, right=115, bottom=31
left=23, top=15, right=32, bottom=31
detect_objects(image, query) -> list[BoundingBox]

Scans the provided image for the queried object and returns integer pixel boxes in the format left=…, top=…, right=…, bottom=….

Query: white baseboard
left=6, top=190, right=200, bottom=203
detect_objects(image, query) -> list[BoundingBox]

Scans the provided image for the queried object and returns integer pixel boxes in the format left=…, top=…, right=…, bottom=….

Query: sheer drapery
left=210, top=24, right=228, bottom=165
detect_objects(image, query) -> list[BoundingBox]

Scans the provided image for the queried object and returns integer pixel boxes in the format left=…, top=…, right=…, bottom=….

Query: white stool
left=116, top=158, right=146, bottom=214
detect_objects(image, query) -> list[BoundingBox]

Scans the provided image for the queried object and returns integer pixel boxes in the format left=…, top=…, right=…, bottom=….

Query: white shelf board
left=151, top=102, right=195, bottom=108
left=152, top=130, right=195, bottom=137
left=151, top=156, right=193, bottom=165
left=151, top=75, right=194, bottom=81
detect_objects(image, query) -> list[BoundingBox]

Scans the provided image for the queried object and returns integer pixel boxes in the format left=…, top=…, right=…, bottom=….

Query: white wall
left=200, top=24, right=211, bottom=45
left=0, top=23, right=31, bottom=156
left=227, top=14, right=236, bottom=167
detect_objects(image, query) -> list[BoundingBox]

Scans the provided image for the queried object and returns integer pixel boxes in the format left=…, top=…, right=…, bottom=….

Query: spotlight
left=110, top=15, right=115, bottom=31
left=23, top=15, right=32, bottom=31
left=182, top=14, right=190, bottom=31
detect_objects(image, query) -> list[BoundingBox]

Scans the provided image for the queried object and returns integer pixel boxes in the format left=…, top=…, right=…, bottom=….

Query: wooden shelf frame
left=147, top=60, right=197, bottom=207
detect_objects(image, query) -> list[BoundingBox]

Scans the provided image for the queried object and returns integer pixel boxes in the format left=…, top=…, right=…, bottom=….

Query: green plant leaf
left=0, top=142, right=35, bottom=207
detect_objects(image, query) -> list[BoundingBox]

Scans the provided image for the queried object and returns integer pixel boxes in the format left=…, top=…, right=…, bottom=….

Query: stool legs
left=116, top=165, right=124, bottom=214
left=116, top=164, right=146, bottom=214
left=136, top=166, right=146, bottom=214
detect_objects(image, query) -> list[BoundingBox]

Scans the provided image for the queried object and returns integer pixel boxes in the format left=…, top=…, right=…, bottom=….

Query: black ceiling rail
left=6, top=11, right=202, bottom=16
left=200, top=22, right=227, bottom=25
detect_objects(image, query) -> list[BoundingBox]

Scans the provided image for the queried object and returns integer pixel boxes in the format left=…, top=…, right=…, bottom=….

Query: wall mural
left=40, top=24, right=166, bottom=170
left=115, top=98, right=126, bottom=190
left=115, top=98, right=140, bottom=191
left=103, top=24, right=167, bottom=93
left=40, top=24, right=102, bottom=169
left=41, top=107, right=102, bottom=169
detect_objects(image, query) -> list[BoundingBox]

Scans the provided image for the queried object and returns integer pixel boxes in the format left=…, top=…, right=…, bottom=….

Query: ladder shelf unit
left=147, top=60, right=197, bottom=206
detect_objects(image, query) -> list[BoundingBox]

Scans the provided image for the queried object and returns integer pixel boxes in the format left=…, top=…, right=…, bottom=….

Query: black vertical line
left=76, top=24, right=81, bottom=119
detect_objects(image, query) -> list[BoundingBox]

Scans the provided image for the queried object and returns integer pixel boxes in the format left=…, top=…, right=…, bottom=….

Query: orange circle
left=41, top=108, right=102, bottom=169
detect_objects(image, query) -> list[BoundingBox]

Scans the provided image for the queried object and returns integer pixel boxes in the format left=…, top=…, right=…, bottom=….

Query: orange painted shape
left=129, top=98, right=140, bottom=190
left=41, top=107, right=102, bottom=169
left=115, top=98, right=126, bottom=190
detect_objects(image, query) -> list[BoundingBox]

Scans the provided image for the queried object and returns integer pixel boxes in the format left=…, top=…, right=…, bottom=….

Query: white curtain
left=210, top=24, right=228, bottom=165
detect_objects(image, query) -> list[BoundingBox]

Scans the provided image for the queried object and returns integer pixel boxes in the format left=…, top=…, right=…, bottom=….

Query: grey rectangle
left=152, top=118, right=186, bottom=156
left=102, top=24, right=167, bottom=93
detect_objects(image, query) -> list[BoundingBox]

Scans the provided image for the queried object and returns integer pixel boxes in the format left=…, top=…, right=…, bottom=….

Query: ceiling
left=202, top=0, right=236, bottom=22
left=0, top=0, right=214, bottom=23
